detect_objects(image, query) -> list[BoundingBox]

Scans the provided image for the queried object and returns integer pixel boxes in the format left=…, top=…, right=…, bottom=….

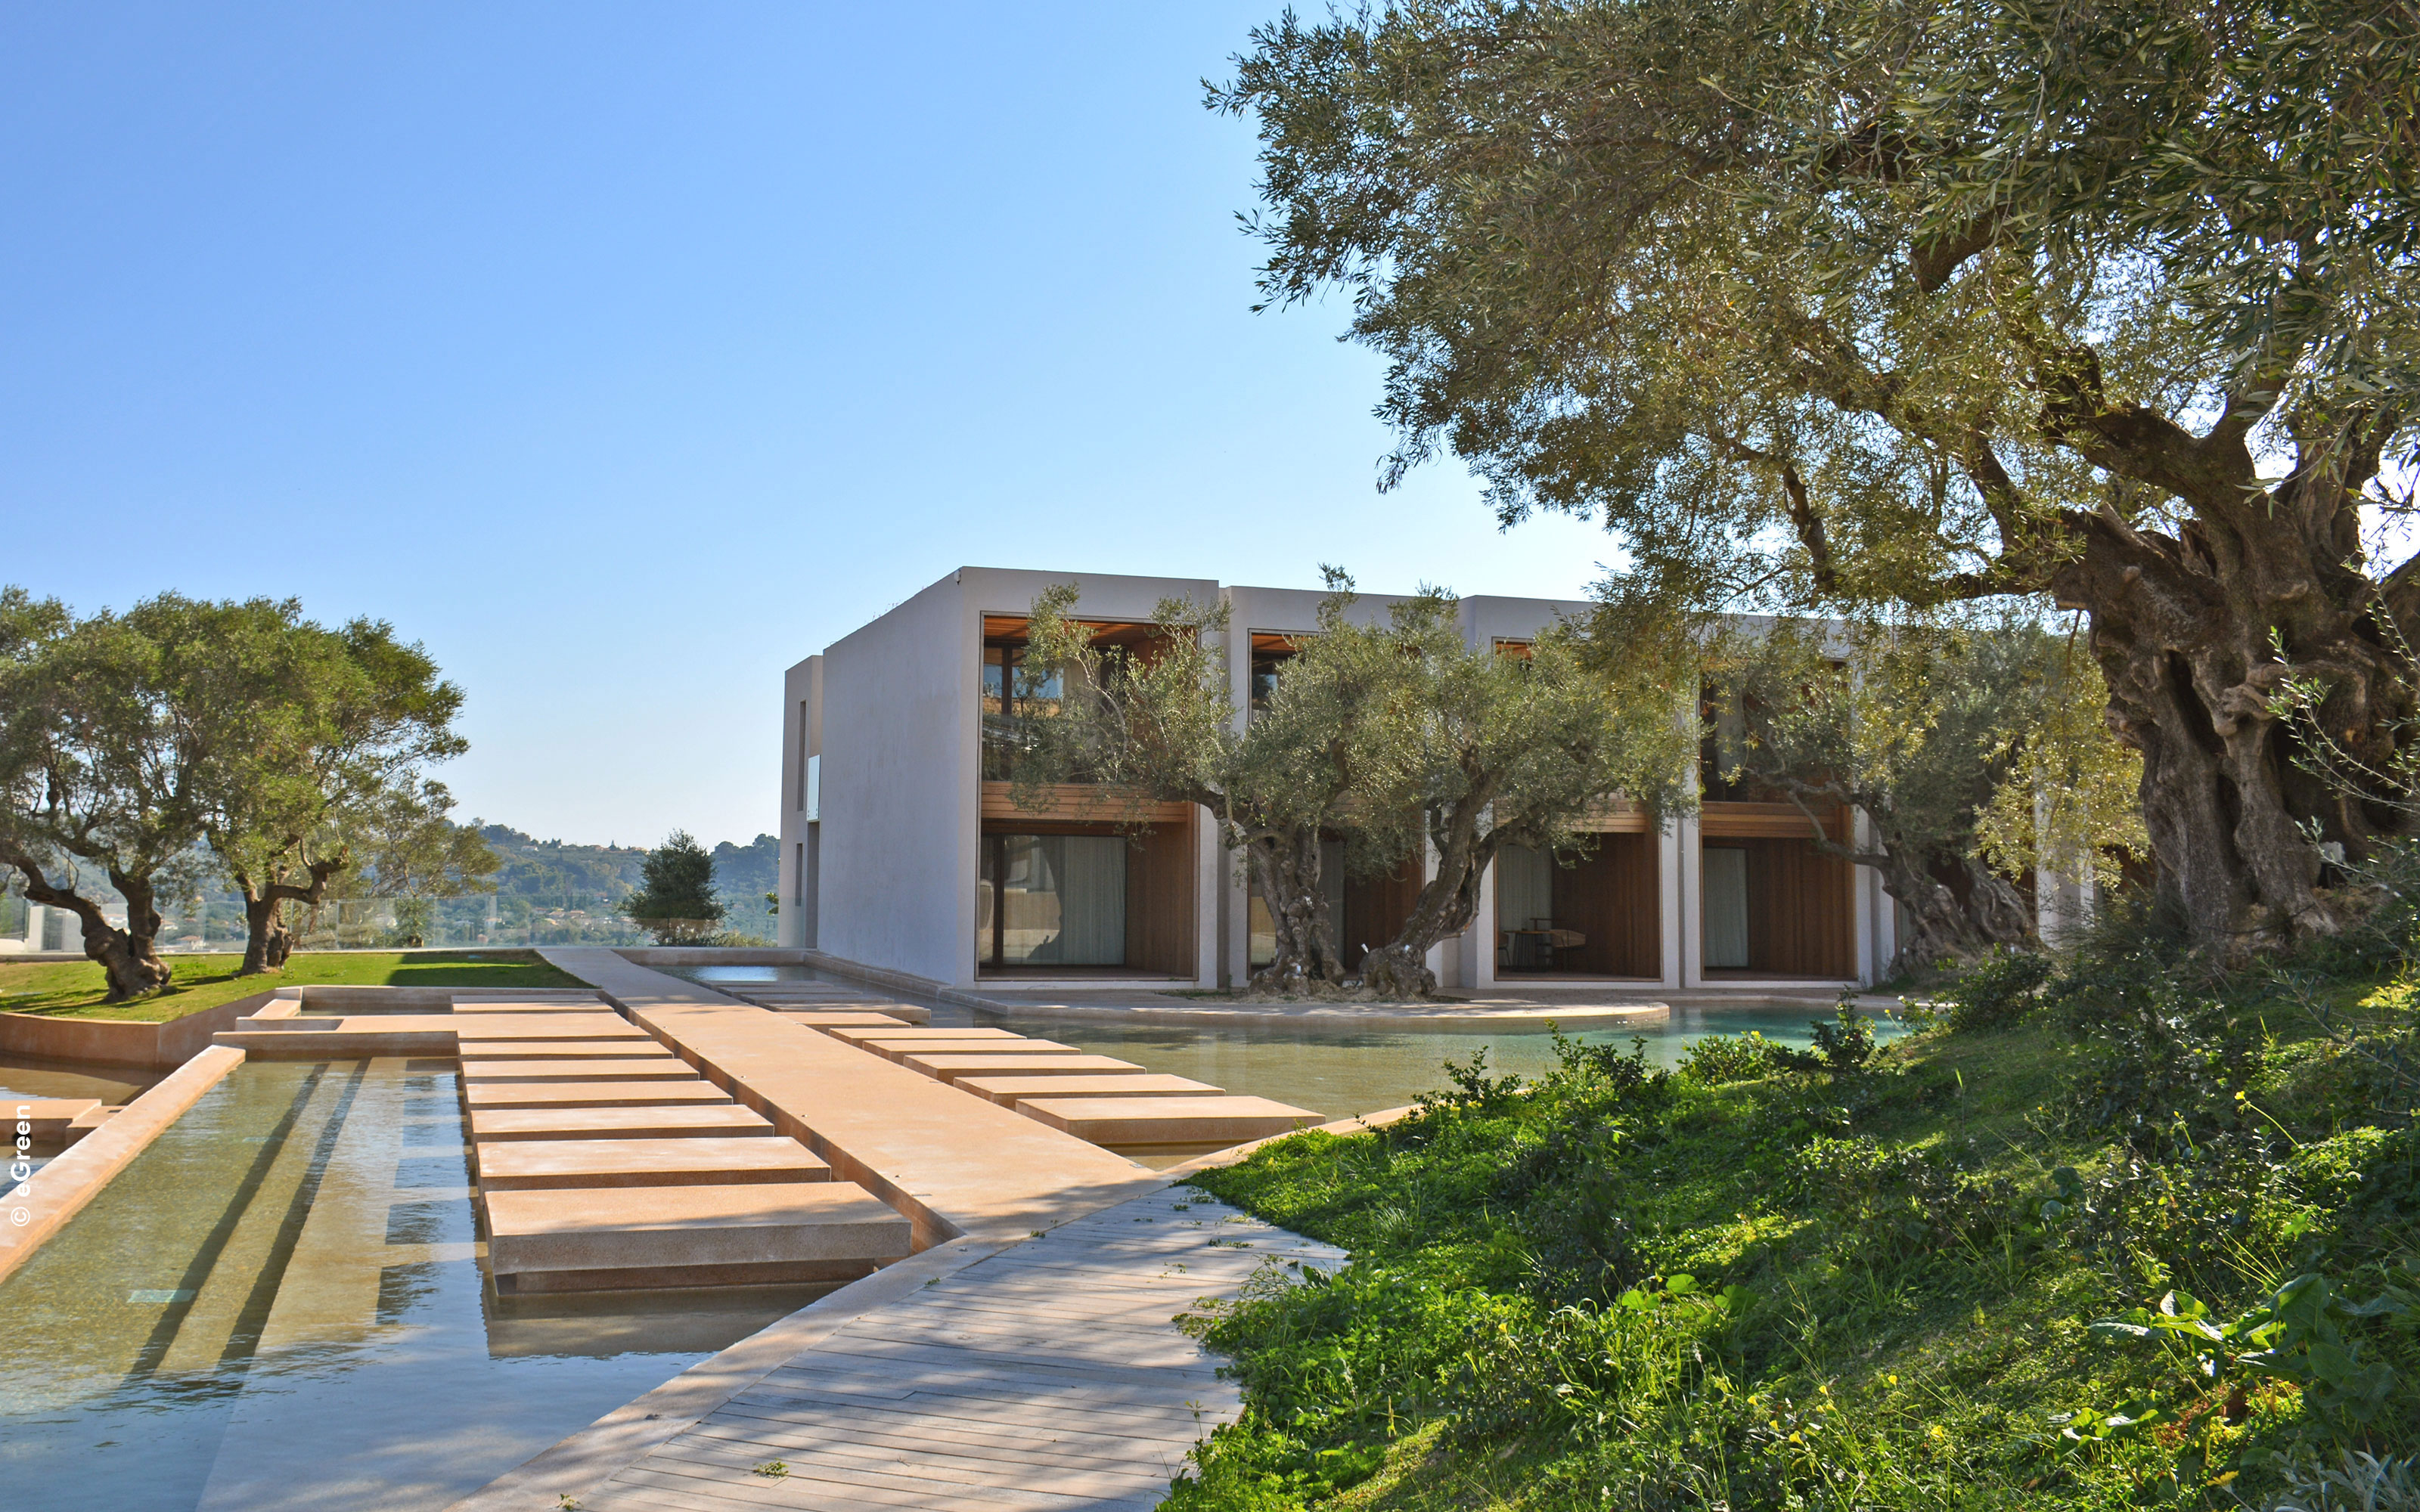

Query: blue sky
left=2, top=3, right=1618, bottom=847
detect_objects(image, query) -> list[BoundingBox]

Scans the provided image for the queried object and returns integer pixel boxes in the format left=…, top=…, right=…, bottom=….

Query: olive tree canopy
left=1215, top=0, right=2420, bottom=960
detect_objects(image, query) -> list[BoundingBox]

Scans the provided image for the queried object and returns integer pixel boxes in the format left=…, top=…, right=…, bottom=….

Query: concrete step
left=454, top=1014, right=653, bottom=1043
left=14, top=1098, right=103, bottom=1145
left=449, top=999, right=614, bottom=1014
left=1015, top=1095, right=1323, bottom=1147
left=482, top=1181, right=912, bottom=1292
left=62, top=1104, right=126, bottom=1145
left=824, top=1025, right=1021, bottom=1046
left=463, top=1080, right=734, bottom=1112
left=461, top=1058, right=704, bottom=1084
left=954, top=1074, right=1224, bottom=1108
left=776, top=1011, right=913, bottom=1030
left=901, top=1052, right=1146, bottom=1085
left=468, top=1104, right=774, bottom=1144
left=859, top=1036, right=1080, bottom=1064
left=455, top=1040, right=675, bottom=1061
left=475, top=1136, right=830, bottom=1191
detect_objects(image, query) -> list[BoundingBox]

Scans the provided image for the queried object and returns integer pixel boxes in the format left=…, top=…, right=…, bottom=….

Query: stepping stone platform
left=454, top=1015, right=653, bottom=1043
left=482, top=1182, right=912, bottom=1292
left=474, top=1136, right=829, bottom=1191
left=13, top=1098, right=102, bottom=1144
left=1016, top=1095, right=1323, bottom=1146
left=774, top=1011, right=911, bottom=1029
left=468, top=1104, right=773, bottom=1144
left=458, top=1040, right=675, bottom=1060
left=954, top=1073, right=1224, bottom=1108
left=461, top=1058, right=703, bottom=1083
left=463, top=1079, right=732, bottom=1111
left=822, top=1024, right=1020, bottom=1046
left=449, top=999, right=614, bottom=1014
left=858, top=1036, right=1078, bottom=1064
left=901, top=1052, right=1146, bottom=1083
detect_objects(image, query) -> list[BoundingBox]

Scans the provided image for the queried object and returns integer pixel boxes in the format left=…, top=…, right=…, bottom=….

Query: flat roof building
left=777, top=566, right=1902, bottom=993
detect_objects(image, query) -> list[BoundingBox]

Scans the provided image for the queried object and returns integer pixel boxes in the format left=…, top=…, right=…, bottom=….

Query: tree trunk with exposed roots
left=1, top=849, right=173, bottom=1002
left=1242, top=829, right=1349, bottom=994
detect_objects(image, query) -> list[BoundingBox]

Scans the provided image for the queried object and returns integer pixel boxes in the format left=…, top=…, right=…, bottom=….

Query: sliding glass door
left=976, top=832, right=1127, bottom=969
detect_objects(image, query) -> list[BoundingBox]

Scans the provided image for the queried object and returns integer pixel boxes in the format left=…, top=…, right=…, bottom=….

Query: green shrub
left=1676, top=1030, right=1772, bottom=1084
left=1939, top=947, right=2054, bottom=1032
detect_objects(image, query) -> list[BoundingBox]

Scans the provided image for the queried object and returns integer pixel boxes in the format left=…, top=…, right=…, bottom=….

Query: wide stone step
left=824, top=1025, right=1022, bottom=1046
left=448, top=999, right=613, bottom=1014
left=858, top=1036, right=1079, bottom=1064
left=463, top=1079, right=734, bottom=1111
left=14, top=1098, right=102, bottom=1145
left=63, top=1104, right=124, bottom=1145
left=461, top=1058, right=704, bottom=1083
left=1015, top=1095, right=1323, bottom=1147
left=454, top=1014, right=653, bottom=1043
left=777, top=1011, right=914, bottom=1030
left=457, top=1040, right=675, bottom=1060
left=954, top=1074, right=1224, bottom=1108
left=901, top=1052, right=1146, bottom=1084
left=483, top=1181, right=911, bottom=1292
left=476, top=1136, right=830, bottom=1191
left=469, top=1104, right=774, bottom=1143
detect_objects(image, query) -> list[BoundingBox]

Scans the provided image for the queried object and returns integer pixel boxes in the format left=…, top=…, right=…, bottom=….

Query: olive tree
left=1708, top=613, right=2142, bottom=975
left=0, top=591, right=235, bottom=999
left=1344, top=593, right=1696, bottom=998
left=201, top=614, right=490, bottom=973
left=1215, top=0, right=2420, bottom=960
left=1014, top=578, right=1407, bottom=993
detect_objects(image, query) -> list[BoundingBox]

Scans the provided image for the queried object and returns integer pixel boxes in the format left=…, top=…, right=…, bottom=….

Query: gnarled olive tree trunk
left=2045, top=411, right=2406, bottom=962
left=1, top=847, right=172, bottom=1002
left=1242, top=828, right=1349, bottom=993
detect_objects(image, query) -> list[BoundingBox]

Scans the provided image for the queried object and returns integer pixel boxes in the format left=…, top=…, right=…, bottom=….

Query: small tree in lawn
left=1348, top=591, right=1699, bottom=999
left=1014, top=577, right=1404, bottom=993
left=622, top=831, right=724, bottom=944
left=200, top=611, right=492, bottom=973
left=0, top=590, right=245, bottom=1000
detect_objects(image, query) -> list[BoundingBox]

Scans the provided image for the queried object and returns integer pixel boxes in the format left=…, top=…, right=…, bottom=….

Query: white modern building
left=777, top=566, right=1902, bottom=993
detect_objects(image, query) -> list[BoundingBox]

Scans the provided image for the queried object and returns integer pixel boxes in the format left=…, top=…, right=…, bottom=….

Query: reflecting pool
left=677, top=965, right=1905, bottom=1118
left=0, top=1058, right=826, bottom=1511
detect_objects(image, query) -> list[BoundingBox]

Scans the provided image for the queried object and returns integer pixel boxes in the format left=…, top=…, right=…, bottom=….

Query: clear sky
left=2, top=2, right=1618, bottom=849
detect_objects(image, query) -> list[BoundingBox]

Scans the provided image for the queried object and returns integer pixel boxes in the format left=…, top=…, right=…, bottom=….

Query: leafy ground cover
left=0, top=950, right=588, bottom=1021
left=1174, top=922, right=2420, bottom=1510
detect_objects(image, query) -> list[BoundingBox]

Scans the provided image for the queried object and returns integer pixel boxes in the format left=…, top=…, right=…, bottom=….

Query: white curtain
left=1702, top=847, right=1749, bottom=968
left=1496, top=845, right=1553, bottom=933
left=1047, top=835, right=1127, bottom=965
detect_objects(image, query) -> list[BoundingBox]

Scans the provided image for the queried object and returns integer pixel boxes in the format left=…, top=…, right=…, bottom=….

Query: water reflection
left=0, top=1058, right=824, bottom=1512
left=677, top=964, right=1904, bottom=1118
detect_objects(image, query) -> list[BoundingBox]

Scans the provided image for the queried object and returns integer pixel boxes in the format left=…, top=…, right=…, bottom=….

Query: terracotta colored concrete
left=858, top=1036, right=1078, bottom=1064
left=0, top=989, right=280, bottom=1067
left=954, top=1073, right=1222, bottom=1108
left=453, top=1014, right=651, bottom=1042
left=61, top=1104, right=123, bottom=1145
left=538, top=948, right=1168, bottom=1249
left=474, top=1137, right=830, bottom=1191
left=213, top=1018, right=460, bottom=1057
left=459, top=1058, right=700, bottom=1083
left=0, top=1044, right=248, bottom=1285
left=449, top=999, right=616, bottom=1014
left=900, top=1052, right=1145, bottom=1083
left=462, top=1080, right=733, bottom=1111
left=1017, top=1094, right=1323, bottom=1145
left=822, top=1024, right=1019, bottom=1046
left=468, top=1105, right=774, bottom=1143
left=483, top=1182, right=911, bottom=1290
left=453, top=1040, right=673, bottom=1060
left=774, top=1011, right=910, bottom=1029
left=13, top=1098, right=103, bottom=1143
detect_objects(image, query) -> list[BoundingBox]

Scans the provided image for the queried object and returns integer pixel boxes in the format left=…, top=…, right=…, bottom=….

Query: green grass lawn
left=0, top=951, right=590, bottom=1021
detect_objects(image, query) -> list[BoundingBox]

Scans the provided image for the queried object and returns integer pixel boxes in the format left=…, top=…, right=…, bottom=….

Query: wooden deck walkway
left=567, top=1183, right=1345, bottom=1511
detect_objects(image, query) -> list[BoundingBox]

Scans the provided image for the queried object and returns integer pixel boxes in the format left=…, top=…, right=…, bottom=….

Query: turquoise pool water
left=0, top=1057, right=826, bottom=1511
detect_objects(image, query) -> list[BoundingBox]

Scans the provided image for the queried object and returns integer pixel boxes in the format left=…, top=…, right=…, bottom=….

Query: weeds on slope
left=1170, top=907, right=2420, bottom=1510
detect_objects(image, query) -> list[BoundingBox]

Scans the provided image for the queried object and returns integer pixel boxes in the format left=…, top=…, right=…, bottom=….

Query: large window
left=976, top=832, right=1127, bottom=968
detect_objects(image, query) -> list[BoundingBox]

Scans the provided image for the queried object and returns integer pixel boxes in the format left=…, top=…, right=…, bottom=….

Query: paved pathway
left=567, top=1183, right=1343, bottom=1511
